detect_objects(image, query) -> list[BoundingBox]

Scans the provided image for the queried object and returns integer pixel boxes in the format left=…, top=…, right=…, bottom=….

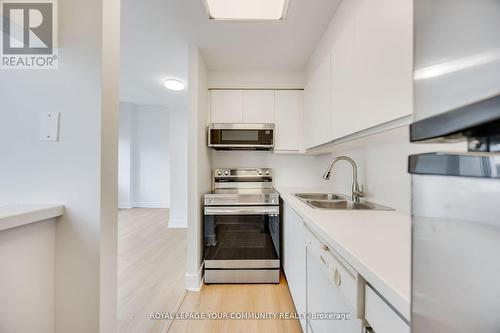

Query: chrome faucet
left=323, top=156, right=364, bottom=202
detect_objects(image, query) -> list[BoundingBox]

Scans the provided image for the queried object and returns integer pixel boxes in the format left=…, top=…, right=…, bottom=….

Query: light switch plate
left=40, top=112, right=60, bottom=141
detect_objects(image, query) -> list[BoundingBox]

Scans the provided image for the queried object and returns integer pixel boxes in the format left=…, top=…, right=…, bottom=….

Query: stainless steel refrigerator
left=410, top=1, right=500, bottom=332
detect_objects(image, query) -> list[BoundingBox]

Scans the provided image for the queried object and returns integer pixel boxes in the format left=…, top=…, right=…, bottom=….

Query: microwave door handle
left=204, top=206, right=279, bottom=216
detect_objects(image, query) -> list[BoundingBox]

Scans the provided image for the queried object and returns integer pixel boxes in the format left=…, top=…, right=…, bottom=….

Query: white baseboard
left=185, top=264, right=204, bottom=291
left=130, top=202, right=169, bottom=209
left=168, top=218, right=187, bottom=228
left=118, top=202, right=133, bottom=209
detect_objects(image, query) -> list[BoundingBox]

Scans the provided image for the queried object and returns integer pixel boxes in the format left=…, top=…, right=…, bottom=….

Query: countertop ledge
left=0, top=204, right=64, bottom=232
left=276, top=187, right=411, bottom=321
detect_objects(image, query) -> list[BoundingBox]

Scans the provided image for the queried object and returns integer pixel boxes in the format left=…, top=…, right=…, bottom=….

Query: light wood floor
left=169, top=273, right=302, bottom=333
left=118, top=208, right=301, bottom=333
left=118, top=208, right=187, bottom=333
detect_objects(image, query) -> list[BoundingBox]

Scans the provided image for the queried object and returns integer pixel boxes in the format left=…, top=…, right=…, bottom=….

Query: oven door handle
left=204, top=206, right=279, bottom=216
left=208, top=144, right=274, bottom=149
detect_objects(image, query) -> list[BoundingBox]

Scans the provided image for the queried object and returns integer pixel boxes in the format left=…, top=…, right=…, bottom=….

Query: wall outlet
left=40, top=112, right=60, bottom=141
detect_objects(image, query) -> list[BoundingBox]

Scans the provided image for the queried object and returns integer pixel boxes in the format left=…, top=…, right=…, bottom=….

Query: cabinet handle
left=320, top=255, right=327, bottom=266
left=334, top=268, right=342, bottom=287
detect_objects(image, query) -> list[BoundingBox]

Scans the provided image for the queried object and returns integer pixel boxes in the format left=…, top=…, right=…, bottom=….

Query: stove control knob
left=258, top=170, right=262, bottom=175
left=265, top=170, right=270, bottom=175
left=217, top=170, right=222, bottom=176
left=224, top=170, right=229, bottom=176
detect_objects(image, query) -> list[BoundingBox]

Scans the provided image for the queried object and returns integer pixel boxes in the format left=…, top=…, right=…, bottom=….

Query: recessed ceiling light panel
left=163, top=79, right=185, bottom=91
left=205, top=0, right=289, bottom=21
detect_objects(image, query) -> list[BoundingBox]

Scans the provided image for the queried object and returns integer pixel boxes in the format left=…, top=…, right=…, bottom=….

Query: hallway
left=118, top=208, right=186, bottom=333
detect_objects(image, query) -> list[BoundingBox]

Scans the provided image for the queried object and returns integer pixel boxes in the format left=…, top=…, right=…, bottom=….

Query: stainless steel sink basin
left=305, top=200, right=393, bottom=210
left=294, top=193, right=346, bottom=201
left=294, top=192, right=393, bottom=211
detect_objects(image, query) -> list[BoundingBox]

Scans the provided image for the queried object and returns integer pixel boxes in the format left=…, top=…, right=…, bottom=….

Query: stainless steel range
left=203, top=168, right=280, bottom=284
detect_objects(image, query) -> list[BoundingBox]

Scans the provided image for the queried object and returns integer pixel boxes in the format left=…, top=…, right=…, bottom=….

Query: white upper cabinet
left=304, top=56, right=332, bottom=149
left=242, top=90, right=275, bottom=123
left=210, top=90, right=275, bottom=124
left=353, top=0, right=413, bottom=129
left=303, top=0, right=413, bottom=148
left=210, top=90, right=244, bottom=123
left=331, top=16, right=360, bottom=139
left=274, top=90, right=304, bottom=152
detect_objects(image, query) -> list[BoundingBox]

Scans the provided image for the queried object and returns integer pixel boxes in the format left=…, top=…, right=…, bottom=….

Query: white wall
left=132, top=105, right=170, bottom=208
left=186, top=47, right=212, bottom=290
left=317, top=127, right=466, bottom=213
left=118, top=103, right=170, bottom=208
left=118, top=102, right=134, bottom=208
left=208, top=69, right=304, bottom=89
left=212, top=151, right=326, bottom=188
left=169, top=109, right=188, bottom=228
left=0, top=0, right=119, bottom=331
left=100, top=1, right=120, bottom=331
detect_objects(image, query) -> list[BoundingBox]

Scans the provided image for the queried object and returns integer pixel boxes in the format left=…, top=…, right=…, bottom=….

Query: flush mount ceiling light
left=163, top=79, right=185, bottom=91
left=204, top=0, right=289, bottom=21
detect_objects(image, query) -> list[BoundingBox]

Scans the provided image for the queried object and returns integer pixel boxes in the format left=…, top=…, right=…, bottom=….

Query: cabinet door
left=283, top=204, right=307, bottom=332
left=331, top=16, right=361, bottom=139
left=274, top=90, right=304, bottom=152
left=304, top=55, right=332, bottom=149
left=365, top=285, right=410, bottom=333
left=242, top=90, right=275, bottom=123
left=210, top=90, right=244, bottom=123
left=354, top=0, right=413, bottom=129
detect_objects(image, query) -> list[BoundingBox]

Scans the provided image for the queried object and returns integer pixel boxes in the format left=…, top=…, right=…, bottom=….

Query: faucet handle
left=356, top=185, right=365, bottom=197
left=352, top=184, right=365, bottom=202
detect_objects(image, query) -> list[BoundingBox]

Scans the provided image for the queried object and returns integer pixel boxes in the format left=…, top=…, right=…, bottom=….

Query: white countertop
left=0, top=204, right=64, bottom=232
left=277, top=187, right=411, bottom=321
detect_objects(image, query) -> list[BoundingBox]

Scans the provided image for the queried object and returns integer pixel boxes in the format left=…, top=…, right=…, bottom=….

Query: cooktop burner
left=204, top=168, right=279, bottom=206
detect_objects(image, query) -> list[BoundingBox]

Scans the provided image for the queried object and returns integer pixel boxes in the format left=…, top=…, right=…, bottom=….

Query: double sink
left=294, top=193, right=393, bottom=211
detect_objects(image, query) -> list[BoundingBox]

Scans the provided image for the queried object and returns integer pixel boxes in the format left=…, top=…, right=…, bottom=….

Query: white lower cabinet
left=365, top=285, right=410, bottom=333
left=304, top=225, right=363, bottom=333
left=283, top=203, right=307, bottom=332
left=283, top=202, right=408, bottom=333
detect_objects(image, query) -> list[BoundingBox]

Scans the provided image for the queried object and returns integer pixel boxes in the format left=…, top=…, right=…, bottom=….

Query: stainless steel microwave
left=208, top=123, right=274, bottom=150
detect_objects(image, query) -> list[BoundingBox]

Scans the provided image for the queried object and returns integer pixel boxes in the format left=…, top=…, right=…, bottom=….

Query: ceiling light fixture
left=204, top=0, right=289, bottom=21
left=163, top=79, right=185, bottom=91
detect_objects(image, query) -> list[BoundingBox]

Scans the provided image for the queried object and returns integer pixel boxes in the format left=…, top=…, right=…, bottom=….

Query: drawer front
left=365, top=285, right=409, bottom=333
left=304, top=225, right=359, bottom=314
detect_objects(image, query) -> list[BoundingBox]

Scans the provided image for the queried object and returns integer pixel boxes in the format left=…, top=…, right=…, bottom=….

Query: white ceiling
left=120, top=0, right=340, bottom=108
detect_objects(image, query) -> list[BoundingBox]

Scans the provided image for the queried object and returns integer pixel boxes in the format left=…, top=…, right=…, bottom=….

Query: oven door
left=204, top=206, right=280, bottom=269
left=208, top=124, right=274, bottom=150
